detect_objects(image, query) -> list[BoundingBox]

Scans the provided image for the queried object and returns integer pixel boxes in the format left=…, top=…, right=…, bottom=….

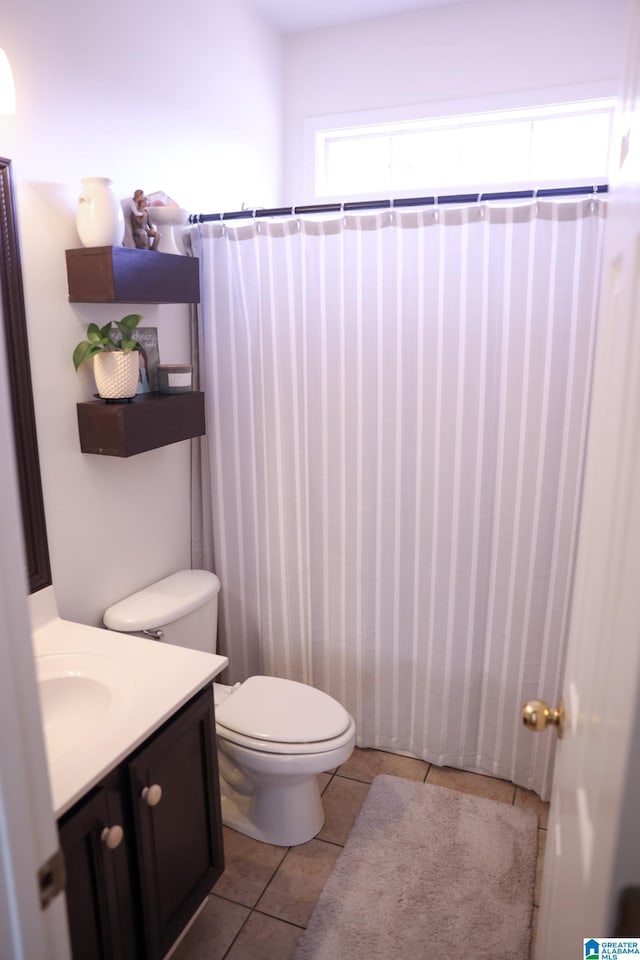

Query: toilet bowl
left=103, top=570, right=356, bottom=846
left=214, top=675, right=356, bottom=845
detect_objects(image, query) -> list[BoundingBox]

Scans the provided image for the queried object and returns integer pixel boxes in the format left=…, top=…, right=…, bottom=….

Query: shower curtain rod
left=190, top=183, right=608, bottom=223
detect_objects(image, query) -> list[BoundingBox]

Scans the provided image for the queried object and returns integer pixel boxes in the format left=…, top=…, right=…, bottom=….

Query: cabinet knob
left=100, top=825, right=124, bottom=850
left=141, top=784, right=163, bottom=807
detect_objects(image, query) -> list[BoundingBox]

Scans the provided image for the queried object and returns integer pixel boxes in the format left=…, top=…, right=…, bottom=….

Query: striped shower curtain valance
left=195, top=198, right=605, bottom=798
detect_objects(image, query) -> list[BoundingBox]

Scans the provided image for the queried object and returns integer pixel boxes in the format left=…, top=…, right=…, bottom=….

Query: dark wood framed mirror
left=0, top=156, right=51, bottom=592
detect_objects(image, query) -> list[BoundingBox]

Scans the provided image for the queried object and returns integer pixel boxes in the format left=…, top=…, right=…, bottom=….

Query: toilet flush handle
left=141, top=784, right=163, bottom=807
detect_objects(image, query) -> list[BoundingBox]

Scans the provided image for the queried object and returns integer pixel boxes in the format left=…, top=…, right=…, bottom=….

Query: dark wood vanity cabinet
left=58, top=686, right=224, bottom=960
left=130, top=685, right=223, bottom=958
left=58, top=770, right=140, bottom=960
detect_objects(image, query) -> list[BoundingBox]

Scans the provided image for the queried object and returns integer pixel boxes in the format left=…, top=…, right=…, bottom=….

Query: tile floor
left=172, top=748, right=549, bottom=960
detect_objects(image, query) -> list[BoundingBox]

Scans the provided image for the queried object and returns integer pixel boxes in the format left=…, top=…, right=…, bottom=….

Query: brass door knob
left=522, top=699, right=565, bottom=738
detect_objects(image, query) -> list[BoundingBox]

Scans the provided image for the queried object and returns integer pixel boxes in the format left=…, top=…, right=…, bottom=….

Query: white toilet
left=103, top=569, right=356, bottom=846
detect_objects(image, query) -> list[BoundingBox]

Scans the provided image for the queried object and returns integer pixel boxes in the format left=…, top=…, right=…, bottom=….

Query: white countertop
left=32, top=614, right=228, bottom=818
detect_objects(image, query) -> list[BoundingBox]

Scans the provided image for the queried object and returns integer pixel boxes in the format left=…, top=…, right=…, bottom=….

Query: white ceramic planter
left=76, top=177, right=124, bottom=247
left=93, top=352, right=140, bottom=399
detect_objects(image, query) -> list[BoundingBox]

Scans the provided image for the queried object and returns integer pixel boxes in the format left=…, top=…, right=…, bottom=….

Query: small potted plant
left=73, top=314, right=143, bottom=399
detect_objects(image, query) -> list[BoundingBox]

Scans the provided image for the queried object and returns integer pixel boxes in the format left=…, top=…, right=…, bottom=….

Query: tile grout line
left=215, top=842, right=292, bottom=960
left=252, top=906, right=307, bottom=930
left=219, top=900, right=309, bottom=960
left=217, top=899, right=248, bottom=960
left=216, top=829, right=349, bottom=958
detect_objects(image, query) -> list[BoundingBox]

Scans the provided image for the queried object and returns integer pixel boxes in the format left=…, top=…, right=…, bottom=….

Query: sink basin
left=36, top=653, right=135, bottom=761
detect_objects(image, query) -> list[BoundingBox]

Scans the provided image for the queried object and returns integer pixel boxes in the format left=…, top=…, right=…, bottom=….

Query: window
left=314, top=98, right=615, bottom=199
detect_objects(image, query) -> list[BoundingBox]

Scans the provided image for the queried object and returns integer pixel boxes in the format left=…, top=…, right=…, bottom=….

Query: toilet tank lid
left=103, top=569, right=220, bottom=632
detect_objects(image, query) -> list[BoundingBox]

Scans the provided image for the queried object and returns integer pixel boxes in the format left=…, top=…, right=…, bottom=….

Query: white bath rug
left=293, top=773, right=538, bottom=960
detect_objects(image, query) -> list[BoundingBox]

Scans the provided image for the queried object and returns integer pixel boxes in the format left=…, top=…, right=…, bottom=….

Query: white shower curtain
left=195, top=197, right=605, bottom=799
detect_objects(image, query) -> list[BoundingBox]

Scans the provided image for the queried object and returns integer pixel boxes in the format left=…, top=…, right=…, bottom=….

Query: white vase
left=93, top=352, right=140, bottom=399
left=76, top=177, right=124, bottom=247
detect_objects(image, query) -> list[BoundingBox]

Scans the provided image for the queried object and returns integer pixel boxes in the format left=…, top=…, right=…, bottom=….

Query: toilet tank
left=103, top=569, right=220, bottom=654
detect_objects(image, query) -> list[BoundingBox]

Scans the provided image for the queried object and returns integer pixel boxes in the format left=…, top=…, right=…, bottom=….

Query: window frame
left=302, top=83, right=616, bottom=203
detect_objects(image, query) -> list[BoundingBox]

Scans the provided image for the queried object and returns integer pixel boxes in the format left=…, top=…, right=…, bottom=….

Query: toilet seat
left=216, top=714, right=356, bottom=757
left=215, top=675, right=353, bottom=756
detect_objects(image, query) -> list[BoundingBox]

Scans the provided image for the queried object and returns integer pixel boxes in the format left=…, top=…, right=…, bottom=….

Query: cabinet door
left=58, top=772, right=140, bottom=960
left=128, top=686, right=224, bottom=960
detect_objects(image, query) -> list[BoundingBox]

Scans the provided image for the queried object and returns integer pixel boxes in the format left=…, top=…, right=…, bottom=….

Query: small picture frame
left=109, top=326, right=160, bottom=393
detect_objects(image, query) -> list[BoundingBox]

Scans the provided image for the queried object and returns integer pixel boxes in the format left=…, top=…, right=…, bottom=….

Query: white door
left=535, top=0, right=640, bottom=954
left=0, top=307, right=70, bottom=954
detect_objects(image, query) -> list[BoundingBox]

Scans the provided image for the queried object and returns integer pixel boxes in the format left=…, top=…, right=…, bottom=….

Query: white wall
left=283, top=0, right=628, bottom=203
left=1, top=0, right=281, bottom=626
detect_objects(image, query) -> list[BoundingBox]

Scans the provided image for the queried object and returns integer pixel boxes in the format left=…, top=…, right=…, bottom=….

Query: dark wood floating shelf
left=66, top=246, right=200, bottom=303
left=77, top=391, right=205, bottom=457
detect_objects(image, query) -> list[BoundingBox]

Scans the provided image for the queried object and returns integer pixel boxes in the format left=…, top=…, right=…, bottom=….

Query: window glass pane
left=458, top=121, right=532, bottom=185
left=316, top=99, right=614, bottom=198
left=531, top=113, right=612, bottom=181
left=391, top=128, right=461, bottom=189
left=323, top=134, right=391, bottom=194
